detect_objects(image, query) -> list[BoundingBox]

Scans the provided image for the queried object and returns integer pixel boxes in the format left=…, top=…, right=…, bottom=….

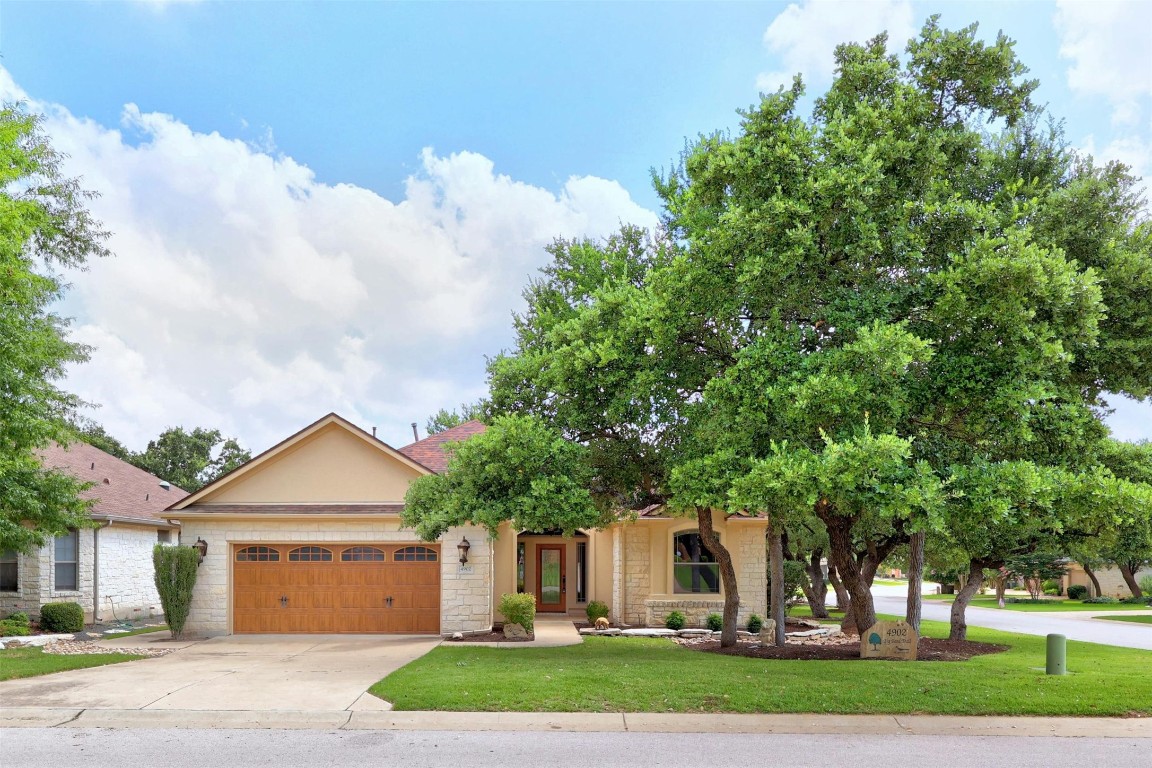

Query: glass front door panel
left=539, top=548, right=562, bottom=605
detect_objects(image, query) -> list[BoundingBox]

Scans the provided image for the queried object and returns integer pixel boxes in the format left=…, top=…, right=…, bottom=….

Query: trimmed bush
left=1041, top=579, right=1062, bottom=596
left=747, top=614, right=764, bottom=633
left=3, top=611, right=30, bottom=626
left=1120, top=596, right=1151, bottom=605
left=1140, top=574, right=1152, bottom=596
left=153, top=544, right=200, bottom=639
left=705, top=613, right=723, bottom=631
left=1005, top=597, right=1059, bottom=605
left=1082, top=595, right=1119, bottom=604
left=499, top=592, right=536, bottom=633
left=1067, top=584, right=1088, bottom=600
left=39, top=602, right=84, bottom=632
left=585, top=600, right=610, bottom=623
left=665, top=610, right=686, bottom=630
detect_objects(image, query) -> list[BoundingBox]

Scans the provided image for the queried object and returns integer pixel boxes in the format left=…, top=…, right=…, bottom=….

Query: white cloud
left=0, top=67, right=657, bottom=453
left=756, top=0, right=915, bottom=92
left=1054, top=0, right=1152, bottom=129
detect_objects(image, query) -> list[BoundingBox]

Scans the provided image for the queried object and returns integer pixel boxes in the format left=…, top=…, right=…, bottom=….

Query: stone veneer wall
left=0, top=529, right=96, bottom=621
left=622, top=526, right=650, bottom=625
left=733, top=523, right=768, bottom=625
left=1066, top=565, right=1150, bottom=599
left=96, top=525, right=167, bottom=621
left=179, top=517, right=491, bottom=636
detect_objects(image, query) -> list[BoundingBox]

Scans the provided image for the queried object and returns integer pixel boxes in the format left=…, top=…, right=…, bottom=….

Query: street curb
left=2, top=708, right=1149, bottom=736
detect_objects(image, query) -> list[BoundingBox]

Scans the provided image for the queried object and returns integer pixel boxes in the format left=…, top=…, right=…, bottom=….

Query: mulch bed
left=687, top=636, right=1008, bottom=662
left=446, top=630, right=534, bottom=643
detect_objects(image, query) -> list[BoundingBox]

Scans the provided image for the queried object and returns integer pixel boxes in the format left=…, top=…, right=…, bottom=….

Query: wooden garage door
left=232, top=544, right=440, bottom=634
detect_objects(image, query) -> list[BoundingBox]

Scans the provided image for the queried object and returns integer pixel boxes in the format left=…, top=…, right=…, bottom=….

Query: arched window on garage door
left=341, top=546, right=386, bottom=562
left=236, top=546, right=280, bottom=561
left=287, top=546, right=333, bottom=562
left=394, top=546, right=437, bottom=562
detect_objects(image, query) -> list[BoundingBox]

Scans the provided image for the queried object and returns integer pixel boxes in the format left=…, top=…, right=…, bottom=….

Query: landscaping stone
left=621, top=628, right=678, bottom=637
left=503, top=623, right=529, bottom=639
left=787, top=629, right=831, bottom=639
left=579, top=628, right=623, bottom=636
left=676, top=629, right=712, bottom=637
left=451, top=632, right=464, bottom=640
left=41, top=639, right=173, bottom=657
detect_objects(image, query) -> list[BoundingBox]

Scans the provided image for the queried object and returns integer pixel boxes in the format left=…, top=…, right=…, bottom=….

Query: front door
left=536, top=545, right=566, bottom=612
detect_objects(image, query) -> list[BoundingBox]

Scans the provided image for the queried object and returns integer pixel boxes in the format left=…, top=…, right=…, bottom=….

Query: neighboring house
left=170, top=413, right=768, bottom=637
left=1063, top=562, right=1150, bottom=598
left=0, top=442, right=187, bottom=623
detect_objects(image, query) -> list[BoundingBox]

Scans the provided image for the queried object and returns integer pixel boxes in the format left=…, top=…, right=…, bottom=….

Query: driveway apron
left=0, top=634, right=442, bottom=712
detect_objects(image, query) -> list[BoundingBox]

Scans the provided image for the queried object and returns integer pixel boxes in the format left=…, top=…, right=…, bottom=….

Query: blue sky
left=1, top=1, right=1149, bottom=451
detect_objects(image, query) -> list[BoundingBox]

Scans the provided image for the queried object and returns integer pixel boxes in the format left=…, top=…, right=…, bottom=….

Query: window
left=0, top=550, right=17, bottom=592
left=576, top=541, right=587, bottom=603
left=516, top=542, right=526, bottom=593
left=342, top=546, right=386, bottom=562
left=55, top=530, right=79, bottom=591
left=236, top=546, right=280, bottom=562
left=673, top=532, right=720, bottom=594
left=287, top=546, right=333, bottom=562
left=394, top=546, right=437, bottom=562
left=157, top=530, right=172, bottom=544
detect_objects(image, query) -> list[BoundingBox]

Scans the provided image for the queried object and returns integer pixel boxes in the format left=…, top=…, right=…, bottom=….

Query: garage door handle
left=385, top=596, right=393, bottom=608
left=280, top=596, right=288, bottom=608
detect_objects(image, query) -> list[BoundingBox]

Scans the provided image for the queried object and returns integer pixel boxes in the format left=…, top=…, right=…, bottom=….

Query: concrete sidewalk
left=1, top=707, right=1149, bottom=737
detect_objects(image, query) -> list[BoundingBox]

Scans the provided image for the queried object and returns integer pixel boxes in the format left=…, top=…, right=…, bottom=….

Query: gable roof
left=168, top=412, right=433, bottom=510
left=398, top=420, right=487, bottom=473
left=37, top=441, right=187, bottom=526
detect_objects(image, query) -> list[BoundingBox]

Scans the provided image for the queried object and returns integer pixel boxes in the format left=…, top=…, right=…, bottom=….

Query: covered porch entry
left=492, top=526, right=612, bottom=620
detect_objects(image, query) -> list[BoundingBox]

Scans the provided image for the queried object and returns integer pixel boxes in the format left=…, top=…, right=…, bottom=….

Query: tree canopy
left=132, top=426, right=251, bottom=492
left=1, top=104, right=109, bottom=553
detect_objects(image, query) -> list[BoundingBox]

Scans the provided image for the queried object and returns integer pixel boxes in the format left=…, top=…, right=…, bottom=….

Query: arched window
left=394, top=546, right=437, bottom=562
left=673, top=532, right=720, bottom=594
left=287, top=546, right=333, bottom=562
left=341, top=546, right=386, bottom=562
left=236, top=546, right=280, bottom=562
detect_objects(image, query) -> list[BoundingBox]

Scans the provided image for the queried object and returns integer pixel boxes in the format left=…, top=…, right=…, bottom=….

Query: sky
left=1, top=0, right=1149, bottom=453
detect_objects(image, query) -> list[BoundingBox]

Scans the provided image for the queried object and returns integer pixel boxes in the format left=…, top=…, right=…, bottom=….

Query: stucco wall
left=179, top=517, right=491, bottom=636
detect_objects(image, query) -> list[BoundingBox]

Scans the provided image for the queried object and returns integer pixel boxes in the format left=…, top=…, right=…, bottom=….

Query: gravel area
left=39, top=639, right=174, bottom=658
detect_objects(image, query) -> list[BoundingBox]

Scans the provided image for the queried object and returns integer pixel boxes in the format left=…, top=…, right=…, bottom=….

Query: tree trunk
left=696, top=506, right=740, bottom=647
left=828, top=564, right=850, bottom=610
left=1081, top=562, right=1102, bottom=598
left=1118, top=563, right=1143, bottom=598
left=949, top=560, right=987, bottom=641
left=905, top=530, right=925, bottom=632
left=768, top=522, right=786, bottom=646
left=818, top=503, right=875, bottom=634
left=803, top=550, right=830, bottom=619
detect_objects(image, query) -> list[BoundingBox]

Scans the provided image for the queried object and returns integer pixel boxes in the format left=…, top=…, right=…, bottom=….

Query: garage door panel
left=233, top=543, right=440, bottom=634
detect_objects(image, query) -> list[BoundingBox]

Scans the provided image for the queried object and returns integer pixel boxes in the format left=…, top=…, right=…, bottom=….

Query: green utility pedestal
left=1046, top=633, right=1066, bottom=675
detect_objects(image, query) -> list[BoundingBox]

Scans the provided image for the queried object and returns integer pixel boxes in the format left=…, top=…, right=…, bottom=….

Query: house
left=169, top=413, right=769, bottom=636
left=1062, top=562, right=1150, bottom=599
left=0, top=442, right=186, bottom=623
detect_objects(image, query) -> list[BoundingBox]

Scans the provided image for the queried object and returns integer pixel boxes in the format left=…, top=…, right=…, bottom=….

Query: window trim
left=671, top=529, right=722, bottom=595
left=54, top=529, right=80, bottom=592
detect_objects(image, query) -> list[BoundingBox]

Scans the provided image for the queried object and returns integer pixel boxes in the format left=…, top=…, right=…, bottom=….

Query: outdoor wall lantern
left=193, top=537, right=209, bottom=565
left=457, top=537, right=471, bottom=564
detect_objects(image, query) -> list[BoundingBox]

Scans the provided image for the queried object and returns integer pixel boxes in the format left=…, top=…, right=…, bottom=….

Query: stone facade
left=644, top=598, right=725, bottom=628
left=622, top=526, right=650, bottom=625
left=179, top=517, right=492, bottom=637
left=1066, top=564, right=1150, bottom=599
left=733, top=523, right=768, bottom=624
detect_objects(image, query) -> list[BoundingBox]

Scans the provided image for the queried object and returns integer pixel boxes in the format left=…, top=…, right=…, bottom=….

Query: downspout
left=93, top=520, right=112, bottom=623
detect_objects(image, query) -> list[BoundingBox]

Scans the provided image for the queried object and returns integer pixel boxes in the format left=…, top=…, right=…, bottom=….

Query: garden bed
left=681, top=634, right=1008, bottom=662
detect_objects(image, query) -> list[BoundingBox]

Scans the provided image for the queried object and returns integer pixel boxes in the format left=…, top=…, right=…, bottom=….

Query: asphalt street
left=7, top=728, right=1152, bottom=768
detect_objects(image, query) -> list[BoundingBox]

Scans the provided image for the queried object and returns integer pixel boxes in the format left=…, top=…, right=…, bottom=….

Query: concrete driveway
left=0, top=634, right=442, bottom=712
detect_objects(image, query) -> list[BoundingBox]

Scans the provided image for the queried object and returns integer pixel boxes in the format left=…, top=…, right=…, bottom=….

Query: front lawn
left=100, top=625, right=169, bottom=639
left=924, top=595, right=1151, bottom=612
left=0, top=647, right=146, bottom=681
left=1093, top=615, right=1152, bottom=624
left=370, top=619, right=1152, bottom=716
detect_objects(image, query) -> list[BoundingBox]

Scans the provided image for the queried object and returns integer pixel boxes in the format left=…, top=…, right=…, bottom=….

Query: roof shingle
left=36, top=442, right=189, bottom=526
left=397, top=420, right=487, bottom=474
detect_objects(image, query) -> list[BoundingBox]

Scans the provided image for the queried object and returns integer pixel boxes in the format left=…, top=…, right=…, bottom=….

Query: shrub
left=153, top=544, right=200, bottom=639
left=1120, top=595, right=1151, bottom=605
left=1041, top=579, right=1062, bottom=596
left=1004, top=597, right=1059, bottom=604
left=3, top=611, right=30, bottom=626
left=499, top=592, right=536, bottom=633
left=0, top=620, right=31, bottom=637
left=1082, top=595, right=1119, bottom=604
left=1139, top=574, right=1152, bottom=596
left=705, top=613, right=723, bottom=631
left=39, top=602, right=84, bottom=632
left=746, top=614, right=763, bottom=633
left=665, top=610, right=686, bottom=630
left=585, top=600, right=610, bottom=623
left=1067, top=584, right=1088, bottom=600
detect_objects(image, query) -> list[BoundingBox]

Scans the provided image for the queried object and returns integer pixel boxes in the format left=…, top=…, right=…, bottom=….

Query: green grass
left=1093, top=615, right=1152, bottom=624
left=0, top=647, right=146, bottom=681
left=100, top=625, right=169, bottom=639
left=872, top=578, right=906, bottom=586
left=370, top=618, right=1152, bottom=716
left=923, top=595, right=1152, bottom=612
